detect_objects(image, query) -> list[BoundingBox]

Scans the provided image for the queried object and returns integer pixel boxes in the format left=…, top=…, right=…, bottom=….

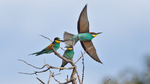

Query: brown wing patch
left=45, top=42, right=54, bottom=50
left=80, top=41, right=102, bottom=63
left=78, top=4, right=89, bottom=33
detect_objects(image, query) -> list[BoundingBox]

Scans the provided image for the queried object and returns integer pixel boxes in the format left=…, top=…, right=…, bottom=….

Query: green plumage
left=48, top=42, right=60, bottom=53
left=60, top=45, right=74, bottom=71
left=30, top=37, right=61, bottom=56
left=77, top=33, right=94, bottom=41
left=64, top=32, right=94, bottom=46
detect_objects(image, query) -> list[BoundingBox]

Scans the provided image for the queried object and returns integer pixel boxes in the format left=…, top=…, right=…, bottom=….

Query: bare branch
left=36, top=77, right=45, bottom=84
left=19, top=66, right=75, bottom=76
left=44, top=59, right=52, bottom=84
left=19, top=67, right=51, bottom=75
left=51, top=72, right=61, bottom=84
left=40, top=34, right=53, bottom=42
left=75, top=68, right=81, bottom=84
left=75, top=46, right=94, bottom=64
left=18, top=59, right=47, bottom=69
left=81, top=51, right=85, bottom=84
left=104, top=79, right=111, bottom=84
left=63, top=78, right=76, bottom=84
left=52, top=47, right=77, bottom=84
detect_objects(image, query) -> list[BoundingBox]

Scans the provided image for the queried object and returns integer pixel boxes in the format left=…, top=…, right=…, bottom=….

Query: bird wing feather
left=78, top=4, right=89, bottom=33
left=80, top=41, right=102, bottom=63
left=45, top=43, right=55, bottom=50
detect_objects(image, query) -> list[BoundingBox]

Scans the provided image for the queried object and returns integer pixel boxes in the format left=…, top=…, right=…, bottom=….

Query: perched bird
left=60, top=45, right=74, bottom=71
left=63, top=5, right=102, bottom=63
left=30, top=37, right=63, bottom=56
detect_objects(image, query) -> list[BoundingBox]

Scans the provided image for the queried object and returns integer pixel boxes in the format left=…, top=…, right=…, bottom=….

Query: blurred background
left=0, top=0, right=150, bottom=84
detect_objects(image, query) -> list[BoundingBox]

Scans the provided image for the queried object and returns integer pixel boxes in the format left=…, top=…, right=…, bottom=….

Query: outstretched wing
left=80, top=41, right=102, bottom=63
left=78, top=4, right=89, bottom=33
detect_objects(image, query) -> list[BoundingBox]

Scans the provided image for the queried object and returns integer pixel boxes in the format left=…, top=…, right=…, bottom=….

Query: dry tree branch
left=75, top=67, right=81, bottom=84
left=51, top=72, right=61, bottom=84
left=44, top=59, right=52, bottom=84
left=62, top=77, right=76, bottom=84
left=18, top=66, right=74, bottom=75
left=104, top=79, right=111, bottom=84
left=36, top=77, right=45, bottom=84
left=19, top=59, right=75, bottom=70
left=18, top=60, right=74, bottom=75
left=52, top=47, right=77, bottom=84
left=40, top=34, right=53, bottom=42
left=81, top=51, right=85, bottom=84
left=75, top=46, right=94, bottom=64
left=19, top=67, right=51, bottom=75
left=40, top=34, right=65, bottom=51
left=18, top=59, right=47, bottom=69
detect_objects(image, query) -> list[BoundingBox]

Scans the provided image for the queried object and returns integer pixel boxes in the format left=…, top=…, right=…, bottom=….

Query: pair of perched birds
left=31, top=5, right=102, bottom=70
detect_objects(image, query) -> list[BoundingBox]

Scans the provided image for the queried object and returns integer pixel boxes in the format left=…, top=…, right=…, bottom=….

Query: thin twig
left=52, top=72, right=61, bottom=84
left=44, top=59, right=52, bottom=84
left=19, top=64, right=74, bottom=76
left=36, top=77, right=45, bottom=84
left=40, top=34, right=53, bottom=42
left=19, top=59, right=74, bottom=71
left=18, top=59, right=47, bottom=69
left=40, top=34, right=65, bottom=51
left=104, top=79, right=111, bottom=84
left=75, top=46, right=94, bottom=64
left=81, top=51, right=85, bottom=84
left=19, top=67, right=51, bottom=75
left=75, top=68, right=81, bottom=84
left=63, top=78, right=76, bottom=84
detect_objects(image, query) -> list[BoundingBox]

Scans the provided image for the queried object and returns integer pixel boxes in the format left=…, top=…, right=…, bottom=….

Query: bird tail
left=63, top=31, right=78, bottom=46
left=59, top=61, right=68, bottom=72
left=29, top=51, right=42, bottom=56
left=59, top=69, right=62, bottom=72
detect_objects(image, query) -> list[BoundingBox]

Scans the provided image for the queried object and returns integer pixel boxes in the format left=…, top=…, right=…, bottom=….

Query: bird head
left=65, top=45, right=73, bottom=50
left=90, top=32, right=102, bottom=38
left=54, top=37, right=63, bottom=43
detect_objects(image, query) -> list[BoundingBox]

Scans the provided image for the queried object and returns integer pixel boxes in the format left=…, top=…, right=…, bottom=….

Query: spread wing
left=80, top=41, right=102, bottom=63
left=78, top=4, right=89, bottom=33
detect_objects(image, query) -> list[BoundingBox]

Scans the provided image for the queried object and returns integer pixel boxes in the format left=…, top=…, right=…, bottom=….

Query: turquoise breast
left=54, top=42, right=60, bottom=50
left=64, top=50, right=74, bottom=59
left=78, top=33, right=93, bottom=41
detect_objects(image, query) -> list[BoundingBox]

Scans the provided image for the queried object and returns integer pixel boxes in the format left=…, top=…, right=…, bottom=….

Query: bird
left=60, top=45, right=74, bottom=71
left=30, top=37, right=63, bottom=56
left=63, top=4, right=103, bottom=63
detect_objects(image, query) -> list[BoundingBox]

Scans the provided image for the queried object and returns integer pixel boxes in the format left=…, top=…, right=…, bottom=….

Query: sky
left=0, top=0, right=150, bottom=84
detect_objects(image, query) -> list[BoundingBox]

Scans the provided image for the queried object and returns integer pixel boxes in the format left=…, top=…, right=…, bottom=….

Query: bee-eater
left=60, top=45, right=74, bottom=71
left=30, top=37, right=63, bottom=56
left=63, top=5, right=102, bottom=63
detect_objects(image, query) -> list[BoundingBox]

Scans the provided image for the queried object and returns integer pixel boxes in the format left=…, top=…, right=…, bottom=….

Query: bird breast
left=78, top=33, right=93, bottom=41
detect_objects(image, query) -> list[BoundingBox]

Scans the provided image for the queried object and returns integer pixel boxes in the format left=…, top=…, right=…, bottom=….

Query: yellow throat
left=67, top=48, right=72, bottom=50
left=92, top=34, right=97, bottom=37
left=55, top=40, right=61, bottom=43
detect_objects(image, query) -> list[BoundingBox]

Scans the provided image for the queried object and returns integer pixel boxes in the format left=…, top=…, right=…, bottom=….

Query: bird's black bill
left=97, top=32, right=102, bottom=34
left=61, top=40, right=65, bottom=42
